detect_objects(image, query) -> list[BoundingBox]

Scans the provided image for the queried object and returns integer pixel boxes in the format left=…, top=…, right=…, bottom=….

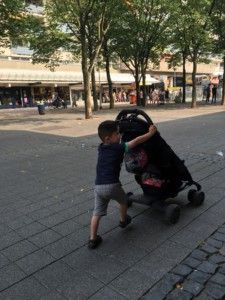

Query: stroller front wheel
left=188, top=189, right=205, bottom=206
left=164, top=204, right=180, bottom=224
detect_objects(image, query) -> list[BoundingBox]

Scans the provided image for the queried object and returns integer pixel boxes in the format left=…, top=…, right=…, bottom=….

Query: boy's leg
left=119, top=203, right=128, bottom=222
left=88, top=215, right=102, bottom=249
left=111, top=184, right=132, bottom=228
left=119, top=202, right=132, bottom=228
left=88, top=186, right=109, bottom=249
left=90, top=215, right=101, bottom=240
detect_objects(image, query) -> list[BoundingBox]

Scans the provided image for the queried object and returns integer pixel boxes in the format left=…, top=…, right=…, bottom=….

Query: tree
left=211, top=0, right=225, bottom=105
left=172, top=0, right=216, bottom=108
left=0, top=0, right=32, bottom=48
left=29, top=0, right=113, bottom=119
left=111, top=0, right=171, bottom=106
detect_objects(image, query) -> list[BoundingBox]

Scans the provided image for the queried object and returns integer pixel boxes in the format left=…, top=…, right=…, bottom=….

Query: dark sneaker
left=119, top=214, right=132, bottom=228
left=88, top=235, right=102, bottom=249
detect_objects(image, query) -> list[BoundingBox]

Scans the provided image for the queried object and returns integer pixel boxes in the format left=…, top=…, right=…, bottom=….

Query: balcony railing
left=26, top=4, right=44, bottom=15
left=11, top=46, right=33, bottom=56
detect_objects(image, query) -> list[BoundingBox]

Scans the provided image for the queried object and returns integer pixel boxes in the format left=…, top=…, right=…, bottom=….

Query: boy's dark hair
left=98, top=120, right=118, bottom=141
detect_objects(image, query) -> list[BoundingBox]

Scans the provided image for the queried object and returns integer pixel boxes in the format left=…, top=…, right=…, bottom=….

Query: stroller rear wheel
left=188, top=189, right=205, bottom=206
left=164, top=204, right=180, bottom=224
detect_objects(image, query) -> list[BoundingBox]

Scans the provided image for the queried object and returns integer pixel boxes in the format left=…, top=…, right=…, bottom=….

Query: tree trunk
left=191, top=58, right=197, bottom=108
left=80, top=24, right=92, bottom=119
left=182, top=53, right=186, bottom=104
left=91, top=67, right=98, bottom=111
left=83, top=67, right=92, bottom=119
left=221, top=55, right=225, bottom=106
left=135, top=66, right=140, bottom=106
left=142, top=72, right=146, bottom=107
left=103, top=40, right=114, bottom=109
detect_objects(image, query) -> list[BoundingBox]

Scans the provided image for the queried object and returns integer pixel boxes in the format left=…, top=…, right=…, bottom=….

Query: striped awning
left=0, top=68, right=161, bottom=85
left=0, top=68, right=84, bottom=84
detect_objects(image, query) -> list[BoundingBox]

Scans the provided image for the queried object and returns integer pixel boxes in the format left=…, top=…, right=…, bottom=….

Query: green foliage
left=0, top=0, right=26, bottom=47
left=170, top=0, right=215, bottom=64
left=110, top=0, right=171, bottom=77
left=211, top=0, right=225, bottom=55
left=28, top=0, right=117, bottom=70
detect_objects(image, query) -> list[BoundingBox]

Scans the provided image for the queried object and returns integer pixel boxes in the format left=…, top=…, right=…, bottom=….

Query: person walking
left=211, top=85, right=217, bottom=104
left=206, top=84, right=211, bottom=103
left=88, top=120, right=157, bottom=249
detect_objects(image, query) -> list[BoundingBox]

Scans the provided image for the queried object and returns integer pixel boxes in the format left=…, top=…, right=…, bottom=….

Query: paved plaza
left=0, top=103, right=225, bottom=299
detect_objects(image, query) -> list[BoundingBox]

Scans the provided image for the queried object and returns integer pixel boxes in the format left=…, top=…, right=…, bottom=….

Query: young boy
left=88, top=120, right=157, bottom=249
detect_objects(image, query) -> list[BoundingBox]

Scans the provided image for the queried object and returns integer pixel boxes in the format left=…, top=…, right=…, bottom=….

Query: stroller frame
left=116, top=109, right=205, bottom=224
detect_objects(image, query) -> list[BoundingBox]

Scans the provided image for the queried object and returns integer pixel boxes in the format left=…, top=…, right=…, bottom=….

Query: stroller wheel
left=165, top=204, right=180, bottom=224
left=126, top=192, right=133, bottom=208
left=188, top=190, right=205, bottom=206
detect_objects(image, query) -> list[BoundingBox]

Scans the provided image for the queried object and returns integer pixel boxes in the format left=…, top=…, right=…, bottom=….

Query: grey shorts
left=93, top=183, right=127, bottom=216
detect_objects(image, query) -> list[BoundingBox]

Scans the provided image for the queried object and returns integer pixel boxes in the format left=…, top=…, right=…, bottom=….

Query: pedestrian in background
left=211, top=85, right=217, bottom=104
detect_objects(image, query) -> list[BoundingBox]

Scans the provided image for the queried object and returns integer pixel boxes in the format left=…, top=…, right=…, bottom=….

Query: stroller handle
left=116, top=109, right=153, bottom=125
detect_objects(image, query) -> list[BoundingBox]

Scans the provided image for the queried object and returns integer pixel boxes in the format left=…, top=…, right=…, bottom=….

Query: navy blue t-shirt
left=95, top=143, right=127, bottom=185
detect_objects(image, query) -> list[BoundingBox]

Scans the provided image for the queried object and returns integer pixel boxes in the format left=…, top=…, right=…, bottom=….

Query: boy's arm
left=127, top=125, right=157, bottom=150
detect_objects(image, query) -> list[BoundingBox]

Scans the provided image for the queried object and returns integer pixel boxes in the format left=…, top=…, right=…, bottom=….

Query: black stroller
left=116, top=109, right=205, bottom=224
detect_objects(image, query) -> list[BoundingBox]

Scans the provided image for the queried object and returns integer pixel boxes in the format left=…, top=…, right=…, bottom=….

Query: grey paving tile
left=133, top=240, right=190, bottom=281
left=56, top=271, right=104, bottom=299
left=34, top=261, right=79, bottom=289
left=52, top=219, right=82, bottom=236
left=75, top=211, right=93, bottom=226
left=28, top=229, right=61, bottom=248
left=40, top=291, right=66, bottom=300
left=6, top=215, right=34, bottom=230
left=0, top=264, right=26, bottom=291
left=66, top=226, right=95, bottom=245
left=2, top=240, right=38, bottom=261
left=0, top=252, right=10, bottom=269
left=16, top=249, right=55, bottom=275
left=38, top=212, right=70, bottom=228
left=110, top=268, right=155, bottom=300
left=185, top=214, right=218, bottom=236
left=0, top=276, right=50, bottom=300
left=15, top=222, right=47, bottom=238
left=43, top=236, right=83, bottom=259
left=103, top=242, right=149, bottom=267
left=64, top=247, right=129, bottom=284
left=208, top=200, right=225, bottom=219
left=0, top=231, right=24, bottom=251
left=204, top=281, right=225, bottom=299
left=183, top=279, right=204, bottom=296
left=0, top=224, right=12, bottom=237
left=170, top=229, right=205, bottom=249
left=27, top=207, right=55, bottom=220
left=91, top=287, right=128, bottom=299
left=167, top=288, right=193, bottom=300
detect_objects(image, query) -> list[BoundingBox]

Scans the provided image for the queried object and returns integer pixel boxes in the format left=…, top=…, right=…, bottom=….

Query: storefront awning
left=0, top=68, right=84, bottom=84
left=0, top=68, right=161, bottom=86
left=100, top=73, right=160, bottom=84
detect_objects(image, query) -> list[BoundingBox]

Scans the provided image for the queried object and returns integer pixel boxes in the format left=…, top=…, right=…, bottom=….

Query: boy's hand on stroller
left=149, top=124, right=157, bottom=136
left=127, top=124, right=157, bottom=149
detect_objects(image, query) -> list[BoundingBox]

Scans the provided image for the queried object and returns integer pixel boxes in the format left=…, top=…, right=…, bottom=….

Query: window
left=25, top=0, right=43, bottom=6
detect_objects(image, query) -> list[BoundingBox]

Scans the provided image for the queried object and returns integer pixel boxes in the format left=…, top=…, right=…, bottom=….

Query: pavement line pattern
left=0, top=105, right=225, bottom=299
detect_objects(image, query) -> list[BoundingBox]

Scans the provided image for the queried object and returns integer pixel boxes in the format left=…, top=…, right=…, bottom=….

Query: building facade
left=0, top=1, right=223, bottom=108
